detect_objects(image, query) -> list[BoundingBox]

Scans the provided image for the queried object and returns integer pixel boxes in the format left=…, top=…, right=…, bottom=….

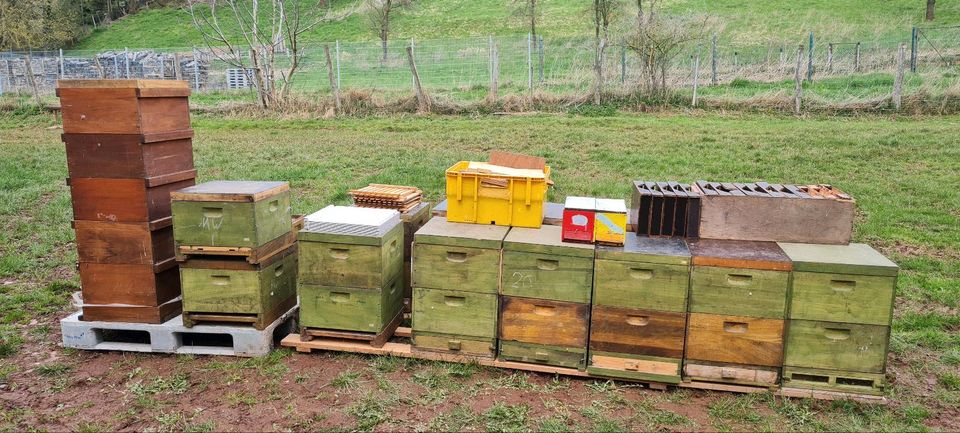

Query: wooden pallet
left=182, top=295, right=297, bottom=331
left=280, top=329, right=888, bottom=404
left=176, top=215, right=304, bottom=264
left=300, top=310, right=403, bottom=348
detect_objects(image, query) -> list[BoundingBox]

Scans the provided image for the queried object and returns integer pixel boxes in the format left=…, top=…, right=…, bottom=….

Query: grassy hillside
left=73, top=0, right=960, bottom=50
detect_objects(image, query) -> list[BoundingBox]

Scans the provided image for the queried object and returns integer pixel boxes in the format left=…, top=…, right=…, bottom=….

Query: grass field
left=73, top=0, right=960, bottom=49
left=0, top=109, right=958, bottom=431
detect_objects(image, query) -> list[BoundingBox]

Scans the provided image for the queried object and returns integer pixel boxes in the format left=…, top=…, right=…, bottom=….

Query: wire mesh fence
left=0, top=30, right=957, bottom=106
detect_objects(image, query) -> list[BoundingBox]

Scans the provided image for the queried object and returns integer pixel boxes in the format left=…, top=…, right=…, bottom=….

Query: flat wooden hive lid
left=504, top=225, right=595, bottom=257
left=595, top=198, right=627, bottom=213
left=414, top=217, right=509, bottom=249
left=689, top=239, right=791, bottom=271
left=171, top=181, right=289, bottom=202
left=57, top=79, right=189, bottom=90
left=596, top=233, right=690, bottom=265
left=777, top=242, right=898, bottom=276
left=564, top=196, right=597, bottom=211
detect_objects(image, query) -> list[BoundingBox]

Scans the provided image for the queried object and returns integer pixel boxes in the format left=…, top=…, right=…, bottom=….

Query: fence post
left=527, top=33, right=533, bottom=91
left=335, top=40, right=341, bottom=89
left=409, top=38, right=416, bottom=88
left=620, top=45, right=626, bottom=84
left=113, top=53, right=119, bottom=78
left=406, top=45, right=428, bottom=112
left=711, top=33, right=718, bottom=85
left=58, top=48, right=64, bottom=79
left=779, top=46, right=786, bottom=75
left=488, top=36, right=494, bottom=82
left=490, top=42, right=499, bottom=101
left=192, top=47, right=200, bottom=91
left=173, top=53, right=182, bottom=80
left=159, top=54, right=165, bottom=79
left=733, top=51, right=739, bottom=71
left=855, top=42, right=861, bottom=72
left=806, top=32, right=815, bottom=82
left=909, top=27, right=918, bottom=73
left=124, top=47, right=130, bottom=78
left=794, top=44, right=804, bottom=115
left=893, top=43, right=906, bottom=111
left=323, top=44, right=341, bottom=114
left=538, top=35, right=545, bottom=84
left=0, top=60, right=4, bottom=95
left=826, top=43, right=833, bottom=73
left=692, top=45, right=701, bottom=107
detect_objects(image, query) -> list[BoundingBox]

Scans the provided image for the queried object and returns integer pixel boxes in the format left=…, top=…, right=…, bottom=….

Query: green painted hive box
left=411, top=287, right=499, bottom=357
left=778, top=242, right=898, bottom=325
left=412, top=218, right=509, bottom=294
left=180, top=244, right=298, bottom=324
left=298, top=224, right=403, bottom=289
left=172, top=181, right=292, bottom=249
left=593, top=233, right=691, bottom=312
left=688, top=239, right=792, bottom=319
left=501, top=225, right=595, bottom=303
left=300, top=275, right=403, bottom=334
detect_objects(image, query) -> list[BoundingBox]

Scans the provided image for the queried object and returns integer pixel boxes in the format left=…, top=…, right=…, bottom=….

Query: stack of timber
left=499, top=225, right=595, bottom=369
left=411, top=218, right=509, bottom=357
left=297, top=206, right=404, bottom=346
left=172, top=181, right=298, bottom=329
left=589, top=233, right=691, bottom=384
left=57, top=79, right=197, bottom=323
left=684, top=239, right=791, bottom=387
left=694, top=181, right=854, bottom=244
left=779, top=243, right=898, bottom=395
left=349, top=184, right=423, bottom=212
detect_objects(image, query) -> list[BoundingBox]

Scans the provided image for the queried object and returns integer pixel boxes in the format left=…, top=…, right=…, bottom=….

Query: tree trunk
left=530, top=0, right=537, bottom=42
left=926, top=0, right=935, bottom=21
left=381, top=0, right=392, bottom=61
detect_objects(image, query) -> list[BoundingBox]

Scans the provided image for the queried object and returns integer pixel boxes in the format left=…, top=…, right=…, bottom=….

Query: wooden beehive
left=499, top=296, right=590, bottom=369
left=171, top=181, right=292, bottom=250
left=68, top=174, right=195, bottom=223
left=411, top=218, right=508, bottom=357
left=501, top=225, right=595, bottom=303
left=778, top=242, right=898, bottom=395
left=57, top=79, right=192, bottom=136
left=180, top=245, right=298, bottom=330
left=588, top=234, right=691, bottom=383
left=62, top=131, right=195, bottom=179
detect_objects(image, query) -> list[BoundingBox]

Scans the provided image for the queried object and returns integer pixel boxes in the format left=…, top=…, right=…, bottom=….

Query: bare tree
left=189, top=0, right=355, bottom=108
left=366, top=0, right=393, bottom=61
left=926, top=0, right=936, bottom=21
left=626, top=4, right=708, bottom=96
left=591, top=0, right=623, bottom=104
left=513, top=0, right=539, bottom=41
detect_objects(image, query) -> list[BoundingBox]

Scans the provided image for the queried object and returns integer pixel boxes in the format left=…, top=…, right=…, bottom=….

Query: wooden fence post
left=692, top=46, right=701, bottom=107
left=406, top=45, right=429, bottom=112
left=173, top=53, right=182, bottom=80
left=711, top=33, right=718, bottom=85
left=826, top=43, right=833, bottom=73
left=324, top=44, right=341, bottom=114
left=855, top=42, right=861, bottom=72
left=794, top=44, right=804, bottom=115
left=893, top=43, right=906, bottom=111
left=489, top=43, right=499, bottom=101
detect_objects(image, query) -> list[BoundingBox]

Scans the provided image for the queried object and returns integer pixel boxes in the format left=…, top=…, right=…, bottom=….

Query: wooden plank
left=80, top=297, right=182, bottom=324
left=688, top=239, right=792, bottom=271
left=499, top=296, right=589, bottom=348
left=589, top=306, right=686, bottom=358
left=488, top=151, right=546, bottom=170
left=411, top=288, right=498, bottom=338
left=302, top=309, right=402, bottom=348
left=697, top=194, right=854, bottom=244
left=683, top=362, right=780, bottom=386
left=499, top=341, right=586, bottom=369
left=689, top=265, right=789, bottom=319
left=685, top=313, right=784, bottom=367
left=587, top=352, right=682, bottom=384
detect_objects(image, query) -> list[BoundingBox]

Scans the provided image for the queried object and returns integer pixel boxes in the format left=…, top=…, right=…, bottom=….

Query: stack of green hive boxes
left=173, top=181, right=297, bottom=329
left=498, top=225, right=595, bottom=369
left=297, top=206, right=404, bottom=341
left=588, top=233, right=691, bottom=383
left=779, top=243, right=898, bottom=395
left=411, top=218, right=508, bottom=357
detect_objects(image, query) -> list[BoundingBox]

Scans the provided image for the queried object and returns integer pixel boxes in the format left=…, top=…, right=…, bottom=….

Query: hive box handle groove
left=536, top=259, right=559, bottom=271
left=723, top=321, right=748, bottom=333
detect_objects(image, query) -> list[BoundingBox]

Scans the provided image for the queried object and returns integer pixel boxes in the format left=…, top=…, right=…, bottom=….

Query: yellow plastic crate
left=445, top=161, right=550, bottom=228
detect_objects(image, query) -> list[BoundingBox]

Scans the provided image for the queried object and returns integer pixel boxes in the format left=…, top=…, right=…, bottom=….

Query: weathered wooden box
left=298, top=224, right=403, bottom=289
left=412, top=218, right=509, bottom=294
left=588, top=305, right=685, bottom=383
left=69, top=173, right=195, bottom=223
left=57, top=79, right=192, bottom=136
left=172, top=181, right=292, bottom=249
left=74, top=220, right=175, bottom=267
left=79, top=261, right=180, bottom=307
left=779, top=242, right=898, bottom=325
left=180, top=245, right=298, bottom=329
left=694, top=182, right=855, bottom=244
left=593, top=234, right=690, bottom=312
left=688, top=239, right=791, bottom=319
left=412, top=287, right=499, bottom=357
left=81, top=297, right=183, bottom=324
left=501, top=225, right=595, bottom=303
left=300, top=275, right=404, bottom=334
left=401, top=202, right=432, bottom=260
left=685, top=312, right=785, bottom=367
left=63, top=131, right=195, bottom=179
left=783, top=320, right=889, bottom=373
left=499, top=296, right=589, bottom=369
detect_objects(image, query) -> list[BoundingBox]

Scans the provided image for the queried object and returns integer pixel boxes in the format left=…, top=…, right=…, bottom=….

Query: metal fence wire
left=0, top=31, right=957, bottom=103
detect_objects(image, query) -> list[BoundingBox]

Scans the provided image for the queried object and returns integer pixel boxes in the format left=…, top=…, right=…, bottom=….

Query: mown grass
left=0, top=111, right=958, bottom=430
